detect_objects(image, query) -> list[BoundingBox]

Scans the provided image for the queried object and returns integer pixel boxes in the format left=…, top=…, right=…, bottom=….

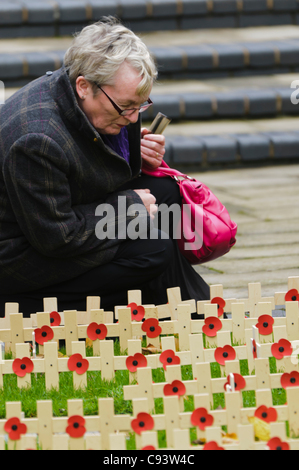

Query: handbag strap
left=142, top=160, right=195, bottom=182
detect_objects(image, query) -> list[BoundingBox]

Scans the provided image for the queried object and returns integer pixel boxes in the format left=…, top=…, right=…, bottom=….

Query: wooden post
left=15, top=343, right=31, bottom=389
left=89, top=309, right=105, bottom=356
left=99, top=340, right=114, bottom=381
left=118, top=308, right=132, bottom=353
left=44, top=341, right=59, bottom=390
left=232, top=303, right=246, bottom=345
left=225, top=391, right=242, bottom=434
left=286, top=387, right=299, bottom=438
left=98, top=397, right=131, bottom=450
left=37, top=400, right=53, bottom=450
left=163, top=395, right=180, bottom=448
left=9, top=313, right=25, bottom=357
left=286, top=301, right=299, bottom=341
left=194, top=362, right=213, bottom=406
left=71, top=341, right=87, bottom=390
left=64, top=311, right=79, bottom=356
left=68, top=399, right=85, bottom=450
left=176, top=305, right=191, bottom=351
left=123, top=367, right=155, bottom=411
left=6, top=401, right=23, bottom=450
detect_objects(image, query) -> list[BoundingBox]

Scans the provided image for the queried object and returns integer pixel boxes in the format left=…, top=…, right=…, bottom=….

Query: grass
left=0, top=340, right=290, bottom=449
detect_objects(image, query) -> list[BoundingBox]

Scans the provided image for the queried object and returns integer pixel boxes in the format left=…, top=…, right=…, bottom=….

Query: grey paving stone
left=20, top=0, right=55, bottom=24
left=0, top=2, right=22, bottom=25
left=150, top=47, right=184, bottom=73
left=0, top=53, right=23, bottom=79
left=151, top=0, right=177, bottom=17
left=242, top=0, right=268, bottom=12
left=149, top=94, right=181, bottom=120
left=56, top=0, right=87, bottom=22
left=239, top=13, right=293, bottom=28
left=89, top=0, right=119, bottom=19
left=264, top=132, right=299, bottom=158
left=212, top=0, right=238, bottom=14
left=215, top=92, right=245, bottom=117
left=232, top=134, right=271, bottom=161
left=200, top=135, right=238, bottom=163
left=119, top=0, right=147, bottom=19
left=247, top=90, right=277, bottom=116
left=273, top=0, right=297, bottom=12
left=181, top=0, right=208, bottom=15
left=179, top=45, right=215, bottom=71
left=211, top=44, right=245, bottom=70
left=168, top=135, right=204, bottom=163
left=183, top=94, right=214, bottom=119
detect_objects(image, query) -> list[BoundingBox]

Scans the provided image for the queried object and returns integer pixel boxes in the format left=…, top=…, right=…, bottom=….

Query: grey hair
left=64, top=17, right=157, bottom=97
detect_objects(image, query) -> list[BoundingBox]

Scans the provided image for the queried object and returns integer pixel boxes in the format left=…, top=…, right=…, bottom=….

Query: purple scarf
left=100, top=127, right=130, bottom=164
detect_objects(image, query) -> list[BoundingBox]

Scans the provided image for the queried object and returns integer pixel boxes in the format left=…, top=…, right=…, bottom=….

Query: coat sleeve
left=2, top=134, right=152, bottom=259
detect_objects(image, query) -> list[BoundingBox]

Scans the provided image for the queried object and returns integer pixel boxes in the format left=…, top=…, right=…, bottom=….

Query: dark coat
left=0, top=67, right=149, bottom=294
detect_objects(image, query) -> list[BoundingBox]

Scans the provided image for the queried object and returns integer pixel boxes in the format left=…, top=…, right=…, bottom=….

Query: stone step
left=161, top=125, right=299, bottom=167
left=1, top=0, right=299, bottom=38
left=3, top=30, right=299, bottom=85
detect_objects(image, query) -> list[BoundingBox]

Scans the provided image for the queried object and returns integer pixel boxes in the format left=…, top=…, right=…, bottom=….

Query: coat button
left=46, top=71, right=53, bottom=76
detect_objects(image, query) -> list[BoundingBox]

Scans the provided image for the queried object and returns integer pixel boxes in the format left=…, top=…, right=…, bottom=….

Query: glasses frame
left=96, top=84, right=153, bottom=117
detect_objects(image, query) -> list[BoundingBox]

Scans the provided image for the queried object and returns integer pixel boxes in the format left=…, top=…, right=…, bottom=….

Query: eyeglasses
left=97, top=84, right=153, bottom=117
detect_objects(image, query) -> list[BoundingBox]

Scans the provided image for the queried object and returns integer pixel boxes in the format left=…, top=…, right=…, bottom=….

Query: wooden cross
left=238, top=282, right=275, bottom=317
left=156, top=287, right=196, bottom=320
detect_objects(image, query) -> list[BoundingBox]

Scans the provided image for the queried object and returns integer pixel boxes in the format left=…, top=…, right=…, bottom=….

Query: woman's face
left=76, top=62, right=151, bottom=135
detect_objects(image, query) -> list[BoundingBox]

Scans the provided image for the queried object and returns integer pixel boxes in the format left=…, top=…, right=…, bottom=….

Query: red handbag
left=142, top=160, right=237, bottom=265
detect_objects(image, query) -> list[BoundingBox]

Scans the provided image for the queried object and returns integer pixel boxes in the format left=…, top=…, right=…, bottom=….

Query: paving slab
left=191, top=163, right=299, bottom=299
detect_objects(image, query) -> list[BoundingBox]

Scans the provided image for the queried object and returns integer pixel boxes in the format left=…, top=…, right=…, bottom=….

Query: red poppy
left=267, top=437, right=290, bottom=451
left=281, top=371, right=299, bottom=389
left=126, top=353, right=147, bottom=372
left=285, top=289, right=299, bottom=303
left=66, top=416, right=86, bottom=438
left=254, top=405, right=277, bottom=423
left=159, top=349, right=180, bottom=371
left=271, top=339, right=293, bottom=360
left=87, top=322, right=108, bottom=341
left=251, top=338, right=257, bottom=359
left=191, top=407, right=214, bottom=430
left=224, top=373, right=246, bottom=392
left=67, top=353, right=89, bottom=375
left=131, top=412, right=154, bottom=435
left=203, top=441, right=225, bottom=450
left=202, top=317, right=222, bottom=337
left=211, top=297, right=226, bottom=317
left=163, top=380, right=186, bottom=397
left=127, top=302, right=145, bottom=322
left=255, top=315, right=274, bottom=335
left=214, top=345, right=236, bottom=366
left=141, top=318, right=162, bottom=338
left=34, top=325, right=54, bottom=345
left=13, top=357, right=34, bottom=378
left=4, top=417, right=27, bottom=441
left=49, top=311, right=61, bottom=327
left=141, top=445, right=156, bottom=450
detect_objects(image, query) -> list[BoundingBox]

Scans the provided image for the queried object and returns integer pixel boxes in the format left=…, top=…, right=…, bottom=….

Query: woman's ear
left=75, top=76, right=90, bottom=100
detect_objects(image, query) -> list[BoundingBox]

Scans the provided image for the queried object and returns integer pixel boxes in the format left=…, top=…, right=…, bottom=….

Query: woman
left=0, top=18, right=209, bottom=318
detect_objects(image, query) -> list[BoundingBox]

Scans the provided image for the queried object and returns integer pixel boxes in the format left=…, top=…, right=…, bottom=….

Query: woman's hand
left=133, top=189, right=157, bottom=220
left=141, top=128, right=165, bottom=170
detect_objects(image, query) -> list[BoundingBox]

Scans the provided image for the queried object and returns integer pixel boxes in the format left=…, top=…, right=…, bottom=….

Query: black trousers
left=0, top=175, right=210, bottom=318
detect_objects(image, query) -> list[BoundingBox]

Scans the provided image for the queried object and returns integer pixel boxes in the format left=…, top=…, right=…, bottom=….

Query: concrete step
left=157, top=120, right=299, bottom=167
left=3, top=26, right=299, bottom=85
left=1, top=0, right=299, bottom=38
